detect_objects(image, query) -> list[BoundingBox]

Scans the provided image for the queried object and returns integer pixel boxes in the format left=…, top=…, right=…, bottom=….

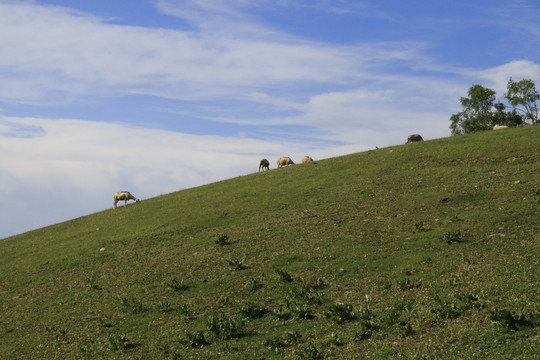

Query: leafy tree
left=491, top=102, right=524, bottom=128
left=450, top=84, right=497, bottom=135
left=450, top=83, right=525, bottom=135
left=505, top=78, right=539, bottom=124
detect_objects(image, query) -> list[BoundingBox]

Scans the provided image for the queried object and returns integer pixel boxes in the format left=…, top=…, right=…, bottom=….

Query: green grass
left=1, top=125, right=539, bottom=359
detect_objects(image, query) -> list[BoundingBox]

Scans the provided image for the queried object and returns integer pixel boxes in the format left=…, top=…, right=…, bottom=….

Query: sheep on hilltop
left=259, top=158, right=270, bottom=172
left=277, top=157, right=295, bottom=167
left=113, top=191, right=140, bottom=209
left=301, top=156, right=313, bottom=163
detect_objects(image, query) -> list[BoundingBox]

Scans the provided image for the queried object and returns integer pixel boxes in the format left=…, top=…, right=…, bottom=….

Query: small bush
left=158, top=301, right=172, bottom=312
left=99, top=319, right=114, bottom=328
left=276, top=269, right=294, bottom=283
left=46, top=325, right=69, bottom=344
left=239, top=302, right=268, bottom=320
left=168, top=278, right=189, bottom=292
left=354, top=319, right=377, bottom=341
left=325, top=303, right=355, bottom=325
left=288, top=286, right=323, bottom=305
left=353, top=307, right=378, bottom=340
left=323, top=332, right=344, bottom=347
left=263, top=331, right=302, bottom=351
left=534, top=189, right=540, bottom=204
left=273, top=305, right=292, bottom=320
left=414, top=221, right=428, bottom=232
left=86, top=278, right=101, bottom=290
left=455, top=293, right=482, bottom=309
left=184, top=331, right=209, bottom=348
left=287, top=302, right=314, bottom=320
left=164, top=349, right=183, bottom=360
left=490, top=309, right=536, bottom=331
left=227, top=259, right=246, bottom=270
left=108, top=334, right=131, bottom=351
left=396, top=278, right=423, bottom=290
left=442, top=230, right=464, bottom=244
left=432, top=293, right=482, bottom=320
left=382, top=308, right=406, bottom=327
left=296, top=343, right=325, bottom=360
left=401, top=323, right=415, bottom=337
left=247, top=279, right=264, bottom=292
left=218, top=295, right=232, bottom=306
left=176, top=302, right=191, bottom=316
left=214, top=233, right=231, bottom=246
left=307, top=277, right=327, bottom=290
left=207, top=313, right=246, bottom=340
left=121, top=297, right=147, bottom=314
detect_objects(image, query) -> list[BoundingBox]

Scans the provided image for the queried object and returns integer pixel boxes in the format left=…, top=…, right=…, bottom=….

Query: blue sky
left=1, top=0, right=539, bottom=239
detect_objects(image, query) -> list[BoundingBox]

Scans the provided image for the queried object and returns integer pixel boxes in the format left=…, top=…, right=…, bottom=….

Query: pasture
left=1, top=125, right=539, bottom=359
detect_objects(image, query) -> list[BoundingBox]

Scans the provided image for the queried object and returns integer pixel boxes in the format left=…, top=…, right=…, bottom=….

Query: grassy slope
left=1, top=126, right=539, bottom=359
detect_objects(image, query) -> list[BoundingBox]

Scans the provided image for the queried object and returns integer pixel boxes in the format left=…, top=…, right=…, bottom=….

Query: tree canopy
left=505, top=78, right=540, bottom=124
left=450, top=78, right=538, bottom=135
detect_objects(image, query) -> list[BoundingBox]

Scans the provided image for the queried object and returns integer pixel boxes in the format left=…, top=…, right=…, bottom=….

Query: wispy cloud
left=0, top=1, right=425, bottom=106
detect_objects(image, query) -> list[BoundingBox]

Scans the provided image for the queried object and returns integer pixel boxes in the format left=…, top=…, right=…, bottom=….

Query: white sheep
left=493, top=124, right=508, bottom=130
left=259, top=158, right=270, bottom=172
left=301, top=156, right=313, bottom=164
left=406, top=134, right=424, bottom=143
left=277, top=157, right=295, bottom=167
left=113, top=191, right=140, bottom=209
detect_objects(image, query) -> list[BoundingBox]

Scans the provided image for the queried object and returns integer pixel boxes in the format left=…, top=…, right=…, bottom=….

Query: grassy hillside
left=1, top=126, right=539, bottom=359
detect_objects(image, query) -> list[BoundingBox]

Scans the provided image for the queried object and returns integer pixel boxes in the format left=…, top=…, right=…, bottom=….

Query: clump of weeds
left=276, top=269, right=294, bottom=283
left=239, top=302, right=268, bottom=320
left=325, top=303, right=355, bottom=325
left=490, top=309, right=537, bottom=331
left=442, top=230, right=464, bottom=244
left=108, top=334, right=133, bottom=351
left=214, top=233, right=231, bottom=246
left=263, top=330, right=302, bottom=351
left=120, top=297, right=147, bottom=314
left=207, top=313, right=246, bottom=340
left=184, top=331, right=209, bottom=348
left=227, top=259, right=246, bottom=270
left=168, top=278, right=189, bottom=292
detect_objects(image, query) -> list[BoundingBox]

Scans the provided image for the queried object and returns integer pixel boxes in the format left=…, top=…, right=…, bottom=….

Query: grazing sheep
left=259, top=158, right=270, bottom=172
left=406, top=134, right=424, bottom=143
left=493, top=124, right=508, bottom=130
left=301, top=156, right=313, bottom=163
left=277, top=157, right=295, bottom=167
left=113, top=191, right=140, bottom=209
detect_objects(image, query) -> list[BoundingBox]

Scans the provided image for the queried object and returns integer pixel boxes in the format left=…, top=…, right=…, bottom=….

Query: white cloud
left=0, top=1, right=426, bottom=105
left=472, top=60, right=540, bottom=94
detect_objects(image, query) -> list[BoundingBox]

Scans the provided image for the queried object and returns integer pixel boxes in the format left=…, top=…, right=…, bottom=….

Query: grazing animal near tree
left=493, top=124, right=508, bottom=130
left=113, top=191, right=140, bottom=209
left=259, top=158, right=270, bottom=172
left=406, top=134, right=424, bottom=143
left=277, top=157, right=295, bottom=167
left=301, top=156, right=313, bottom=163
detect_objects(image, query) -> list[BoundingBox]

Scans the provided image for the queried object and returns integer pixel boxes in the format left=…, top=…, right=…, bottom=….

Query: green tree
left=450, top=83, right=525, bottom=135
left=505, top=78, right=539, bottom=124
left=491, top=102, right=524, bottom=127
left=450, top=84, right=497, bottom=135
